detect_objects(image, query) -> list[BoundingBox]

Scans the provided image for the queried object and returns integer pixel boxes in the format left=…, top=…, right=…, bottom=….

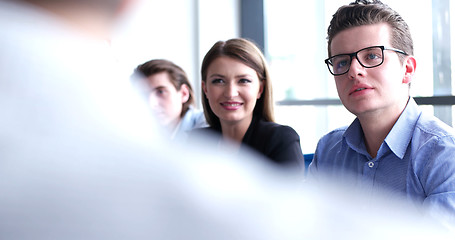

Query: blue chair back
left=303, top=153, right=314, bottom=172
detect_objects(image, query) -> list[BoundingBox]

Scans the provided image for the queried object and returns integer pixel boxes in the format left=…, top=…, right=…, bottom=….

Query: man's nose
left=148, top=94, right=159, bottom=109
left=347, top=56, right=366, bottom=78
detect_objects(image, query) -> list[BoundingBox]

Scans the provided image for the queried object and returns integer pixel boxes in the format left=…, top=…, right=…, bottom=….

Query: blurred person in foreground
left=0, top=0, right=453, bottom=239
left=133, top=59, right=207, bottom=140
left=194, top=38, right=304, bottom=171
left=308, top=0, right=455, bottom=226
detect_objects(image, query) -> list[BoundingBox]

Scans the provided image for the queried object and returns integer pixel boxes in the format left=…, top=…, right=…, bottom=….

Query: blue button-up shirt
left=309, top=98, right=455, bottom=221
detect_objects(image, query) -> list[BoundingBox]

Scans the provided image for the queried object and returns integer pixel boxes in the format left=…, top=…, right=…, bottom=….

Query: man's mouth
left=354, top=88, right=366, bottom=92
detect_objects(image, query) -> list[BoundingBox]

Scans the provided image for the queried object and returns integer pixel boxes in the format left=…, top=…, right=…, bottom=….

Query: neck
left=358, top=99, right=408, bottom=158
left=167, top=117, right=182, bottom=132
left=220, top=116, right=253, bottom=143
left=359, top=117, right=393, bottom=158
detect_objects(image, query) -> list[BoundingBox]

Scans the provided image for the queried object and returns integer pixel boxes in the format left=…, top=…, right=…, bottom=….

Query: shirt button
left=368, top=162, right=374, bottom=168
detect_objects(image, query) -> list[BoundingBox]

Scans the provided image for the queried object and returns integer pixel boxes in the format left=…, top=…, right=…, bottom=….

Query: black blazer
left=191, top=117, right=304, bottom=170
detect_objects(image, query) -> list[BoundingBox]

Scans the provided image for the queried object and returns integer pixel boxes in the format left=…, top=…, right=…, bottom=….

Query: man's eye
left=334, top=59, right=348, bottom=69
left=366, top=53, right=381, bottom=60
left=153, top=89, right=167, bottom=96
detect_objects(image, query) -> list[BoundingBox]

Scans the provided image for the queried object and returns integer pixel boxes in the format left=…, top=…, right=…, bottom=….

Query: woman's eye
left=211, top=78, right=224, bottom=84
left=239, top=78, right=252, bottom=84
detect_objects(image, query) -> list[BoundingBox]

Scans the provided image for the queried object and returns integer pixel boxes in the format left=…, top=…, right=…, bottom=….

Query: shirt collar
left=343, top=97, right=421, bottom=159
left=384, top=97, right=421, bottom=159
left=344, top=118, right=369, bottom=156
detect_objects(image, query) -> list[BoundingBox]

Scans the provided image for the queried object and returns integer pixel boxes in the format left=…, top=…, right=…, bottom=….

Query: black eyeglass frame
left=324, top=45, right=408, bottom=76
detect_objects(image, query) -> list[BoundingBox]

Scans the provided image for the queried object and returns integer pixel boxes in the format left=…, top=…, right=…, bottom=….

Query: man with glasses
left=309, top=0, right=455, bottom=223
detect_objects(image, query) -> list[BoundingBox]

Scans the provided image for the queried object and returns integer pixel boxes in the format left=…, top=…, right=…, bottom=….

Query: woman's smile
left=220, top=101, right=243, bottom=110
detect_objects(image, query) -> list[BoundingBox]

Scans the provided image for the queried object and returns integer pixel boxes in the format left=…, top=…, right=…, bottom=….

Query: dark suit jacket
left=191, top=117, right=304, bottom=170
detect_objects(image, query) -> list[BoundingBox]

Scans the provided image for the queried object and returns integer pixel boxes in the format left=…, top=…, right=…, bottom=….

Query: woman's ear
left=180, top=84, right=190, bottom=104
left=202, top=81, right=208, bottom=96
left=257, top=80, right=264, bottom=99
left=402, top=56, right=416, bottom=84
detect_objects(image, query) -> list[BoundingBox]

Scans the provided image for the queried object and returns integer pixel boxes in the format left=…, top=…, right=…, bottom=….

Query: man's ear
left=403, top=56, right=416, bottom=84
left=180, top=84, right=190, bottom=104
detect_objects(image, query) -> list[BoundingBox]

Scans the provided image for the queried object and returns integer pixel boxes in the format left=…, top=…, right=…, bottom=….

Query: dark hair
left=327, top=0, right=413, bottom=62
left=200, top=38, right=274, bottom=129
left=134, top=59, right=194, bottom=117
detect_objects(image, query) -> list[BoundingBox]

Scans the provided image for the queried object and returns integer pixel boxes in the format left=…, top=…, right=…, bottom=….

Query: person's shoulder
left=415, top=112, right=455, bottom=139
left=190, top=126, right=214, bottom=134
left=183, top=107, right=208, bottom=129
left=256, top=119, right=299, bottom=138
left=321, top=126, right=348, bottom=140
left=188, top=126, right=221, bottom=141
left=316, top=125, right=348, bottom=150
left=410, top=114, right=455, bottom=162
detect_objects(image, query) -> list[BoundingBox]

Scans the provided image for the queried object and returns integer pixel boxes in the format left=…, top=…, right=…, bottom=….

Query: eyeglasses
left=324, top=45, right=408, bottom=76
